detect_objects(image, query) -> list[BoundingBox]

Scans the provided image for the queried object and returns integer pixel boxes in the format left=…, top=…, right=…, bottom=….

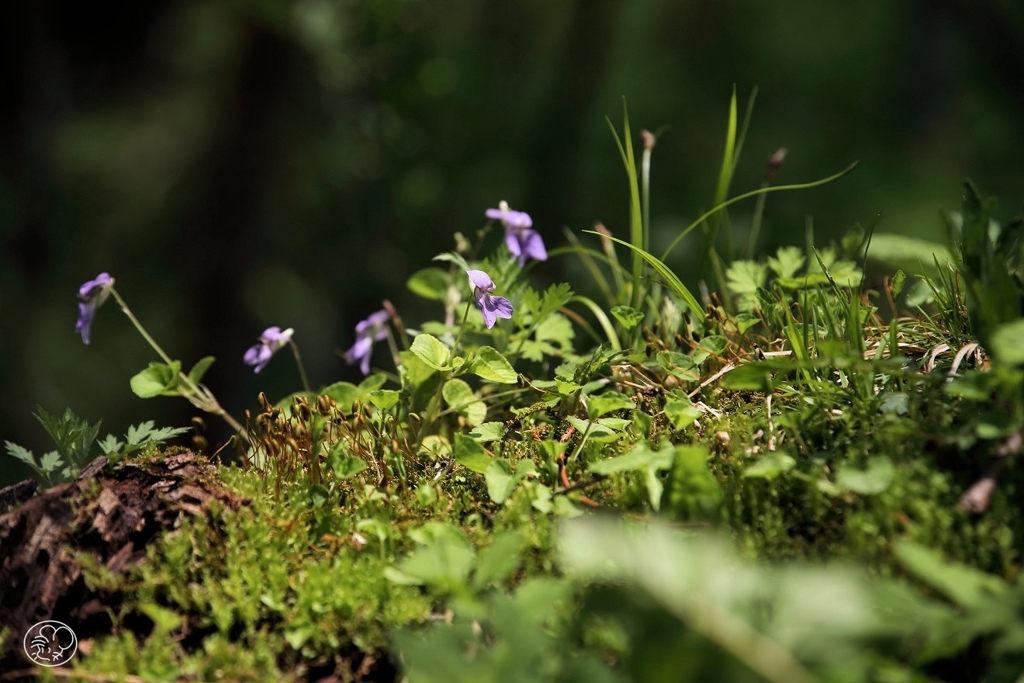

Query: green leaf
left=368, top=389, right=400, bottom=411
left=410, top=334, right=451, bottom=371
left=130, top=361, right=182, bottom=398
left=566, top=415, right=618, bottom=439
left=742, top=451, right=796, bottom=479
left=125, top=421, right=155, bottom=446
left=657, top=352, right=700, bottom=382
left=611, top=305, right=644, bottom=330
left=309, top=484, right=329, bottom=507
left=835, top=456, right=895, bottom=495
left=868, top=233, right=952, bottom=271
left=398, top=350, right=437, bottom=389
left=891, top=269, right=906, bottom=299
left=468, top=346, right=517, bottom=384
left=321, top=381, right=362, bottom=413
left=589, top=441, right=674, bottom=475
left=454, top=433, right=492, bottom=474
left=97, top=434, right=123, bottom=456
left=767, top=246, right=806, bottom=278
left=664, top=400, right=701, bottom=430
left=398, top=522, right=475, bottom=588
left=420, top=435, right=451, bottom=459
left=894, top=541, right=1007, bottom=608
left=4, top=441, right=37, bottom=468
left=39, top=451, right=64, bottom=473
left=407, top=267, right=451, bottom=301
left=327, top=444, right=368, bottom=479
left=726, top=260, right=768, bottom=294
left=587, top=392, right=635, bottom=419
left=879, top=392, right=909, bottom=415
left=468, top=422, right=505, bottom=442
left=660, top=445, right=722, bottom=521
left=989, top=319, right=1024, bottom=366
left=485, top=459, right=516, bottom=504
left=720, top=362, right=776, bottom=391
left=472, top=532, right=525, bottom=588
left=442, top=379, right=487, bottom=426
left=187, top=356, right=216, bottom=385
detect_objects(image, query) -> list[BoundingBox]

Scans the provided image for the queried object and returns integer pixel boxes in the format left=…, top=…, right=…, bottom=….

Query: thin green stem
left=108, top=286, right=248, bottom=443
left=660, top=162, right=858, bottom=262
left=109, top=287, right=174, bottom=365
left=287, top=340, right=312, bottom=393
left=745, top=180, right=771, bottom=258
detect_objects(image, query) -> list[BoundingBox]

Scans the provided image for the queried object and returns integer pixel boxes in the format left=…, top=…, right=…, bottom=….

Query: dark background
left=2, top=0, right=1023, bottom=484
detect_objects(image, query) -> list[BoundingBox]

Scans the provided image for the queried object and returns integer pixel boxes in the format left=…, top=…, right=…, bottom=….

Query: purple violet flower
left=344, top=309, right=391, bottom=375
left=244, top=326, right=294, bottom=373
left=466, top=269, right=513, bottom=329
left=486, top=201, right=546, bottom=268
left=76, top=272, right=115, bottom=344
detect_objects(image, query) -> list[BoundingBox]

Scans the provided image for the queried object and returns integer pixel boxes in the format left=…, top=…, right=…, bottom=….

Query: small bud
left=765, top=147, right=787, bottom=183
left=640, top=129, right=656, bottom=151
left=594, top=221, right=614, bottom=256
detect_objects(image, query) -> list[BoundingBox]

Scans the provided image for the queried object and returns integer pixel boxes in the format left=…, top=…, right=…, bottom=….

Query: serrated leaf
left=98, top=434, right=123, bottom=456
left=611, top=305, right=644, bottom=330
left=187, top=356, right=216, bottom=385
left=454, top=433, right=492, bottom=473
left=468, top=346, right=517, bottom=384
left=534, top=313, right=574, bottom=351
left=39, top=451, right=64, bottom=473
left=407, top=267, right=451, bottom=301
left=4, top=441, right=37, bottom=467
left=767, top=246, right=806, bottom=278
left=126, top=421, right=156, bottom=446
left=410, top=334, right=451, bottom=371
left=522, top=282, right=574, bottom=325
left=130, top=361, right=182, bottom=398
left=726, top=260, right=768, bottom=295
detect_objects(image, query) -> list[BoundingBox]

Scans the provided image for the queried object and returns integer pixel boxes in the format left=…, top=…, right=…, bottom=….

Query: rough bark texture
left=0, top=452, right=246, bottom=670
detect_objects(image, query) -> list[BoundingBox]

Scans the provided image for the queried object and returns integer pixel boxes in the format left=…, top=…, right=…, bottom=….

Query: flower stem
left=109, top=286, right=249, bottom=444
left=287, top=340, right=312, bottom=393
left=109, top=287, right=174, bottom=365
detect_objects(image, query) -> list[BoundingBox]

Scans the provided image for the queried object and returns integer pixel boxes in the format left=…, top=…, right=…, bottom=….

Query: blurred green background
left=2, top=0, right=1022, bottom=483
